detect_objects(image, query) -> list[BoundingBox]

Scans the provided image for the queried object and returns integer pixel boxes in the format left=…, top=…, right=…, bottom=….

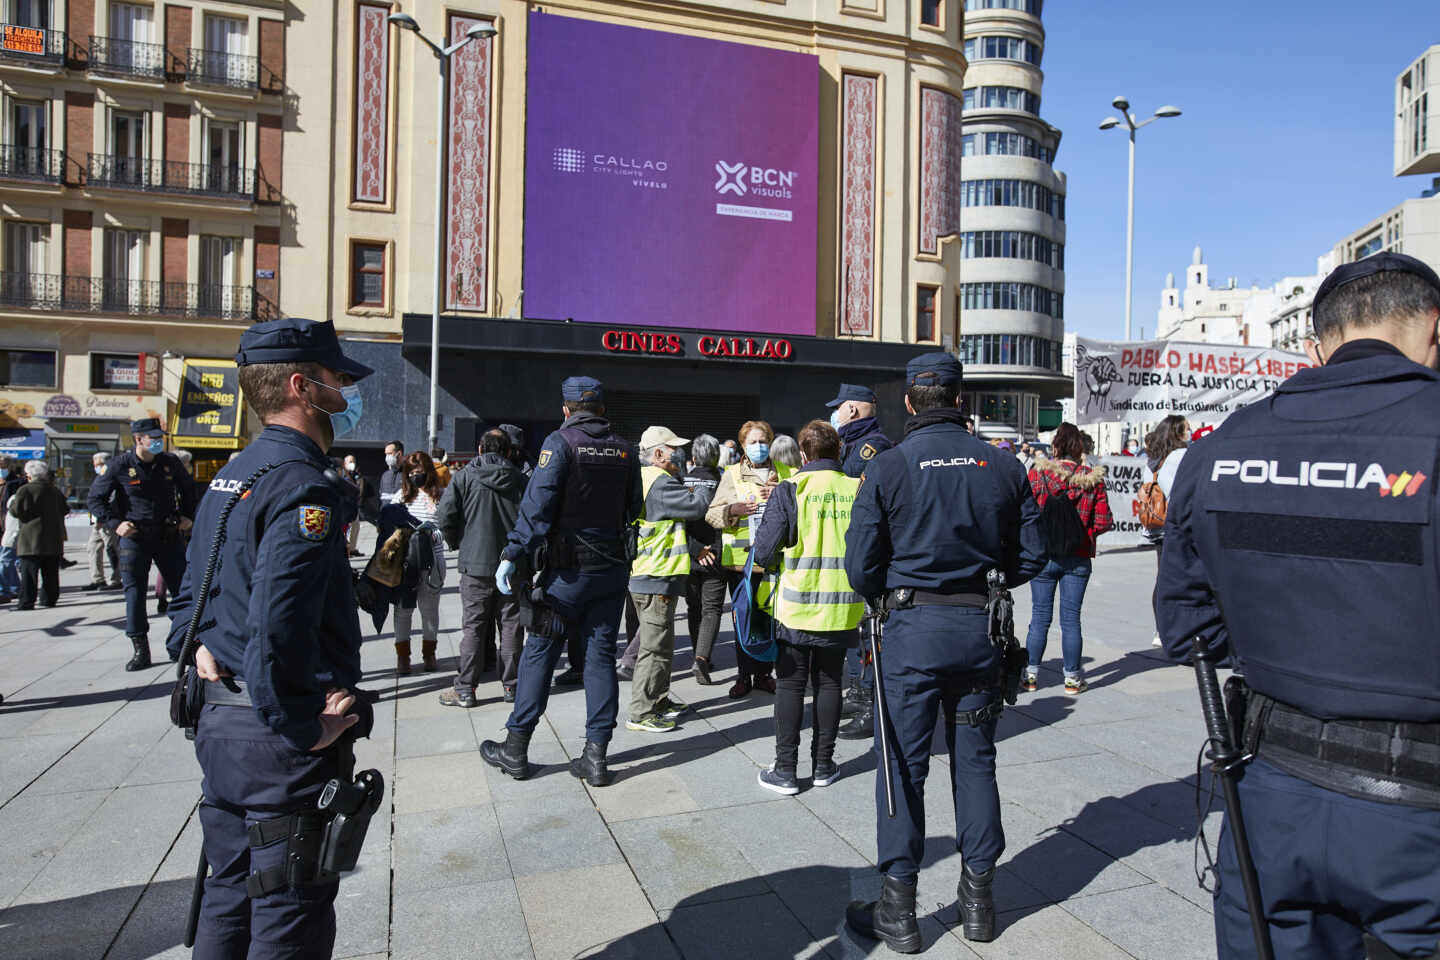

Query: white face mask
left=385, top=454, right=399, bottom=469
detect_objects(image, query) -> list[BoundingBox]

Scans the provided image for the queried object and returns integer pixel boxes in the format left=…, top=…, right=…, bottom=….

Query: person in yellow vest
left=704, top=419, right=796, bottom=699
left=750, top=420, right=863, bottom=794
left=627, top=426, right=714, bottom=733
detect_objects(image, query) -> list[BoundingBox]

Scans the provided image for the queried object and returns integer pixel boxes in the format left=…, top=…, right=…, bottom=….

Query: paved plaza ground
left=0, top=521, right=1224, bottom=959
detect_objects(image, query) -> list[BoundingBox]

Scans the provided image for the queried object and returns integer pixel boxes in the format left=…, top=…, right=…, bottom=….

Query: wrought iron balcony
left=88, top=36, right=168, bottom=80
left=0, top=24, right=67, bottom=65
left=187, top=47, right=257, bottom=89
left=0, top=273, right=255, bottom=320
left=0, top=144, right=64, bottom=183
left=86, top=154, right=254, bottom=198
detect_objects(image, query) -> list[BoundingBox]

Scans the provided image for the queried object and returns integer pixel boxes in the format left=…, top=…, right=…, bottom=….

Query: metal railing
left=0, top=144, right=64, bottom=182
left=0, top=273, right=255, bottom=320
left=187, top=48, right=257, bottom=88
left=86, top=154, right=254, bottom=198
left=0, top=24, right=67, bottom=64
left=88, top=36, right=168, bottom=80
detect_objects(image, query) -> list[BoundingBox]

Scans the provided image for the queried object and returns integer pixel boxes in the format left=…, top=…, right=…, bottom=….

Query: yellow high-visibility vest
left=719, top=461, right=796, bottom=569
left=776, top=469, right=864, bottom=633
left=632, top=465, right=690, bottom=578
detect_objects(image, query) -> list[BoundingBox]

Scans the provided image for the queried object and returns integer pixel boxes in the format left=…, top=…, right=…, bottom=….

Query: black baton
left=870, top=612, right=896, bottom=819
left=185, top=846, right=207, bottom=948
left=1194, top=646, right=1274, bottom=960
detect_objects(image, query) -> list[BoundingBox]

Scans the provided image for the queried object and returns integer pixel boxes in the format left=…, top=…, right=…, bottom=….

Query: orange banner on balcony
left=3, top=25, right=45, bottom=55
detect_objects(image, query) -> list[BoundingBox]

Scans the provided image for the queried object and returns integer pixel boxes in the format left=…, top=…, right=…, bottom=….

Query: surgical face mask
left=829, top=410, right=845, bottom=432
left=0, top=468, right=8, bottom=479
left=304, top=377, right=363, bottom=438
left=147, top=438, right=165, bottom=455
left=344, top=460, right=356, bottom=473
left=408, top=472, right=425, bottom=485
left=95, top=465, right=107, bottom=475
left=745, top=442, right=770, bottom=464
left=385, top=453, right=398, bottom=468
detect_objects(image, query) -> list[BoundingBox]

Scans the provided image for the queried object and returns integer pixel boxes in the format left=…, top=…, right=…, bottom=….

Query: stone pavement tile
left=476, top=734, right=591, bottom=802
left=993, top=708, right=1105, bottom=768
left=391, top=878, right=534, bottom=960
left=122, top=724, right=203, bottom=787
left=515, top=862, right=677, bottom=960
left=660, top=741, right=775, bottom=812
left=394, top=709, right=478, bottom=758
left=1067, top=715, right=1208, bottom=782
left=795, top=764, right=881, bottom=863
left=0, top=731, right=81, bottom=803
left=351, top=735, right=395, bottom=778
left=996, top=800, right=1153, bottom=904
left=831, top=914, right=982, bottom=960
left=391, top=802, right=511, bottom=892
left=394, top=751, right=491, bottom=815
left=610, top=809, right=769, bottom=911
left=11, top=698, right=127, bottom=738
left=588, top=765, right=699, bottom=822
left=963, top=902, right=1138, bottom=959
left=1009, top=682, right=1168, bottom=729
left=26, top=723, right=171, bottom=795
left=0, top=877, right=157, bottom=960
left=495, top=789, right=623, bottom=877
left=106, top=818, right=205, bottom=960
left=395, top=679, right=464, bottom=720
left=1060, top=882, right=1215, bottom=960
left=0, top=789, right=109, bottom=906
left=564, top=722, right=735, bottom=765
left=334, top=842, right=393, bottom=958
left=998, top=753, right=1196, bottom=833
left=665, top=890, right=840, bottom=960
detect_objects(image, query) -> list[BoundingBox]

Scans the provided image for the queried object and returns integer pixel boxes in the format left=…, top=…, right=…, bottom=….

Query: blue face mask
left=829, top=410, right=845, bottom=432
left=745, top=442, right=770, bottom=464
left=147, top=438, right=165, bottom=455
left=305, top=378, right=363, bottom=438
left=0, top=468, right=8, bottom=479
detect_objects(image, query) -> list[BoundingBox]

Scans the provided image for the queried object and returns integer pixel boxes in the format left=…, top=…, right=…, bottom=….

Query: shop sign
left=171, top=359, right=245, bottom=449
left=42, top=394, right=82, bottom=417
left=136, top=352, right=161, bottom=393
left=2, top=25, right=45, bottom=55
left=600, top=329, right=794, bottom=362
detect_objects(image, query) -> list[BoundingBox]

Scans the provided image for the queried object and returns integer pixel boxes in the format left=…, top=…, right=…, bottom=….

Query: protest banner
left=1095, top=455, right=1151, bottom=549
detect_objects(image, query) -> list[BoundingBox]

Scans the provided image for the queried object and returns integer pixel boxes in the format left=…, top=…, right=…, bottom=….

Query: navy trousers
left=874, top=605, right=1004, bottom=883
left=1215, top=757, right=1440, bottom=959
left=507, top=563, right=629, bottom=745
left=117, top=535, right=186, bottom=638
left=192, top=704, right=343, bottom=960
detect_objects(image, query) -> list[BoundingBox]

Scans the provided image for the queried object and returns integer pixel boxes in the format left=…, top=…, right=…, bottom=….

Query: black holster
left=986, top=571, right=1026, bottom=706
left=512, top=547, right=572, bottom=641
left=245, top=768, right=385, bottom=898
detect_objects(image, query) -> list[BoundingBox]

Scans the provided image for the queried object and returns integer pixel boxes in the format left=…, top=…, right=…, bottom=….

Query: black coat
left=8, top=478, right=68, bottom=557
left=436, top=454, right=526, bottom=578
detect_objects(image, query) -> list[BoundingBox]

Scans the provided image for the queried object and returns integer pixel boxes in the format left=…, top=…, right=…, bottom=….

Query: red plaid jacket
left=1027, top=458, right=1113, bottom=558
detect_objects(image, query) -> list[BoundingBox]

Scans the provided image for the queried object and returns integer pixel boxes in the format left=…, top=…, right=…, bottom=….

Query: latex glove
left=496, top=558, right=515, bottom=595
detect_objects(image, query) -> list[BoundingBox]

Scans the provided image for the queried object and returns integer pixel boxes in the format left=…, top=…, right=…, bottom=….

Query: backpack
left=1039, top=489, right=1088, bottom=557
left=1137, top=477, right=1168, bottom=531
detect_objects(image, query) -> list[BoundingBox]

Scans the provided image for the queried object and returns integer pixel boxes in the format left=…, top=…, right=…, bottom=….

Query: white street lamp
left=1099, top=97, right=1182, bottom=341
left=388, top=14, right=498, bottom=453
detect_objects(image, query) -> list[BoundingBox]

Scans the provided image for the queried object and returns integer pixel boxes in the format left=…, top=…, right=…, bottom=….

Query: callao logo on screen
left=552, top=146, right=670, bottom=190
left=713, top=160, right=797, bottom=200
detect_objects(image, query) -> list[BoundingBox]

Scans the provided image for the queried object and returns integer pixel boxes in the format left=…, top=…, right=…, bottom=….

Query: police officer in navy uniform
left=843, top=353, right=1044, bottom=952
left=88, top=416, right=197, bottom=670
left=481, top=376, right=642, bottom=787
left=826, top=383, right=893, bottom=741
left=1156, top=253, right=1440, bottom=960
left=164, top=317, right=374, bottom=960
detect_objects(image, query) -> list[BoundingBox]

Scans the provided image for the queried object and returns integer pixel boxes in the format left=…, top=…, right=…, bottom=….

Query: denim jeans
left=1025, top=556, right=1093, bottom=678
left=0, top=544, right=18, bottom=597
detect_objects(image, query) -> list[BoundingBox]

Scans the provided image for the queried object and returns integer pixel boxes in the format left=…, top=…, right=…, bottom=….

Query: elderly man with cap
left=87, top=415, right=197, bottom=669
left=482, top=376, right=642, bottom=787
left=1157, top=253, right=1440, bottom=960
left=161, top=317, right=376, bottom=960
left=842, top=351, right=1045, bottom=951
left=625, top=425, right=712, bottom=733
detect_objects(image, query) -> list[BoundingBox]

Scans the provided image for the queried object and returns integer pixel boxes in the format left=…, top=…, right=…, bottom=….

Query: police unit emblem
left=860, top=443, right=877, bottom=461
left=298, top=505, right=331, bottom=541
left=129, top=467, right=137, bottom=477
left=538, top=450, right=552, bottom=468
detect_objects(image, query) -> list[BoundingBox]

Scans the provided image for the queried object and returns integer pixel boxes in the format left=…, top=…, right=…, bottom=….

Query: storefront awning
left=0, top=427, right=44, bottom=459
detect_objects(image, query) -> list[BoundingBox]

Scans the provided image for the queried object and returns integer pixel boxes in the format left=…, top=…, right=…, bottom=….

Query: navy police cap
left=1313, top=252, right=1440, bottom=314
left=906, top=351, right=964, bottom=388
left=562, top=376, right=604, bottom=404
left=235, top=318, right=374, bottom=380
left=130, top=417, right=165, bottom=437
left=826, top=383, right=877, bottom=407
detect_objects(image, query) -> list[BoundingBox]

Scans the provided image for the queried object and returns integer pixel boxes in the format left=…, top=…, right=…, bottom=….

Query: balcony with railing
left=0, top=274, right=256, bottom=320
left=186, top=48, right=258, bottom=89
left=0, top=24, right=67, bottom=65
left=0, top=144, right=64, bottom=183
left=86, top=154, right=254, bottom=199
left=87, top=36, right=168, bottom=80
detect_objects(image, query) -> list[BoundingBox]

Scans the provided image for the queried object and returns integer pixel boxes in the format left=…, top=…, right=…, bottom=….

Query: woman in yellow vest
left=750, top=420, right=863, bottom=794
left=705, top=420, right=796, bottom=699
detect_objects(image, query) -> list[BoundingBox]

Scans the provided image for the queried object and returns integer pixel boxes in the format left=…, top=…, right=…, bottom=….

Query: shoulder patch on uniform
left=538, top=450, right=552, bottom=468
left=298, top=504, right=332, bottom=541
left=860, top=443, right=878, bottom=461
left=128, top=467, right=136, bottom=477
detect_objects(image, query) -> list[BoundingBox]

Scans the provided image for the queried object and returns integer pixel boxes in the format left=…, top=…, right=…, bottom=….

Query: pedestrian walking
left=341, top=454, right=377, bottom=557
left=1023, top=423, right=1113, bottom=694
left=84, top=452, right=121, bottom=590
left=436, top=429, right=526, bottom=707
left=8, top=460, right=68, bottom=609
left=0, top=456, right=21, bottom=602
left=752, top=420, right=862, bottom=795
left=842, top=352, right=1045, bottom=950
left=682, top=434, right=725, bottom=684
left=1142, top=415, right=1189, bottom=647
left=389, top=451, right=447, bottom=674
left=378, top=440, right=405, bottom=500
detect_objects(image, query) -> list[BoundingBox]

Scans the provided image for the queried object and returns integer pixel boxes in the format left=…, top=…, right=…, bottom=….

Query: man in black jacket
left=436, top=429, right=527, bottom=706
left=682, top=434, right=725, bottom=683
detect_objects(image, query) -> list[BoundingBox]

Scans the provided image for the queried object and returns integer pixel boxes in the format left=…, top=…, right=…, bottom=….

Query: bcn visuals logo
left=714, top=161, right=747, bottom=196
left=1210, top=459, right=1428, bottom=498
left=714, top=161, right=798, bottom=199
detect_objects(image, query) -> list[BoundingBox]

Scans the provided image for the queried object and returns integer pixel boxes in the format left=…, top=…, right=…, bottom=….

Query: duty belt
left=1243, top=692, right=1440, bottom=810
left=884, top=587, right=988, bottom=611
left=204, top=677, right=251, bottom=707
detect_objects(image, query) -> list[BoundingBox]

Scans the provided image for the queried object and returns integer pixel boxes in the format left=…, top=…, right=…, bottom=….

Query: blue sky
left=1038, top=1, right=1437, bottom=340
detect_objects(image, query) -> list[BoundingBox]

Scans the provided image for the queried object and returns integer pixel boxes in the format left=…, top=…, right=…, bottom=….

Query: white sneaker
left=1151, top=634, right=1163, bottom=648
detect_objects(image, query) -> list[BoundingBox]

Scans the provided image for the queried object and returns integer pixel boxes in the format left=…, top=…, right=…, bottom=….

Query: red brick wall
left=162, top=218, right=187, bottom=284
left=257, top=114, right=282, bottom=203
left=64, top=92, right=93, bottom=186
left=63, top=211, right=92, bottom=277
left=254, top=225, right=280, bottom=318
left=259, top=19, right=284, bottom=93
left=165, top=6, right=193, bottom=81
left=164, top=103, right=189, bottom=165
left=68, top=0, right=94, bottom=66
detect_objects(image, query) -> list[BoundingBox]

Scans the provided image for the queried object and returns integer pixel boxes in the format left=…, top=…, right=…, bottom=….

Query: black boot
left=480, top=729, right=532, bottom=779
left=570, top=740, right=614, bottom=787
left=845, top=874, right=921, bottom=954
left=124, top=635, right=151, bottom=672
left=957, top=864, right=996, bottom=942
left=841, top=683, right=872, bottom=719
left=837, top=703, right=873, bottom=740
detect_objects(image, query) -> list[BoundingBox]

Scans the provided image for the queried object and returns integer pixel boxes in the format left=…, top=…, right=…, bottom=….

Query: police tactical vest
left=776, top=470, right=864, bottom=632
left=554, top=423, right=633, bottom=536
left=720, top=461, right=796, bottom=568
left=632, top=466, right=690, bottom=578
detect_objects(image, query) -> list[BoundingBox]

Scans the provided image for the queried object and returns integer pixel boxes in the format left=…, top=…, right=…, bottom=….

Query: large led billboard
left=523, top=12, right=819, bottom=336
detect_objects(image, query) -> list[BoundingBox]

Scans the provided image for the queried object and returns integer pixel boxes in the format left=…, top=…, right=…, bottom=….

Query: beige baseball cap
left=640, top=425, right=688, bottom=452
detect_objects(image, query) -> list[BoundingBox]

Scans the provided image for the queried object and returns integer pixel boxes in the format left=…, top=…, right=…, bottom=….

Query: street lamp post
left=388, top=14, right=497, bottom=454
left=1099, top=98, right=1181, bottom=342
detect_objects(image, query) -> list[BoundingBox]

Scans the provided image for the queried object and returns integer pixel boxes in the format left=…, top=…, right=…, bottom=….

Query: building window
left=960, top=282, right=1063, bottom=319
left=90, top=352, right=140, bottom=390
left=351, top=241, right=385, bottom=307
left=964, top=36, right=1042, bottom=66
left=957, top=335, right=1062, bottom=371
left=11, top=0, right=51, bottom=29
left=964, top=0, right=1041, bottom=12
left=199, top=235, right=243, bottom=316
left=962, top=86, right=1041, bottom=115
left=916, top=285, right=937, bottom=342
left=1354, top=235, right=1383, bottom=260
left=109, top=109, right=148, bottom=185
left=200, top=14, right=250, bottom=85
left=107, top=2, right=154, bottom=71
left=958, top=230, right=1064, bottom=269
left=960, top=179, right=1064, bottom=220
left=103, top=227, right=147, bottom=309
left=5, top=220, right=45, bottom=275
left=204, top=119, right=242, bottom=191
left=0, top=347, right=56, bottom=387
left=921, top=0, right=942, bottom=26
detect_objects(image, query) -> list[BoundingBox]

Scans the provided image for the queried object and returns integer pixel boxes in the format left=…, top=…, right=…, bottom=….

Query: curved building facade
left=958, top=0, right=1068, bottom=438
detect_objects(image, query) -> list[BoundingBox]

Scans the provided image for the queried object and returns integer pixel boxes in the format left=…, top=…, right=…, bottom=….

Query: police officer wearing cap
left=481, top=376, right=642, bottom=787
left=163, top=317, right=375, bottom=959
left=1156, top=253, right=1440, bottom=959
left=88, top=416, right=197, bottom=670
left=843, top=352, right=1044, bottom=952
